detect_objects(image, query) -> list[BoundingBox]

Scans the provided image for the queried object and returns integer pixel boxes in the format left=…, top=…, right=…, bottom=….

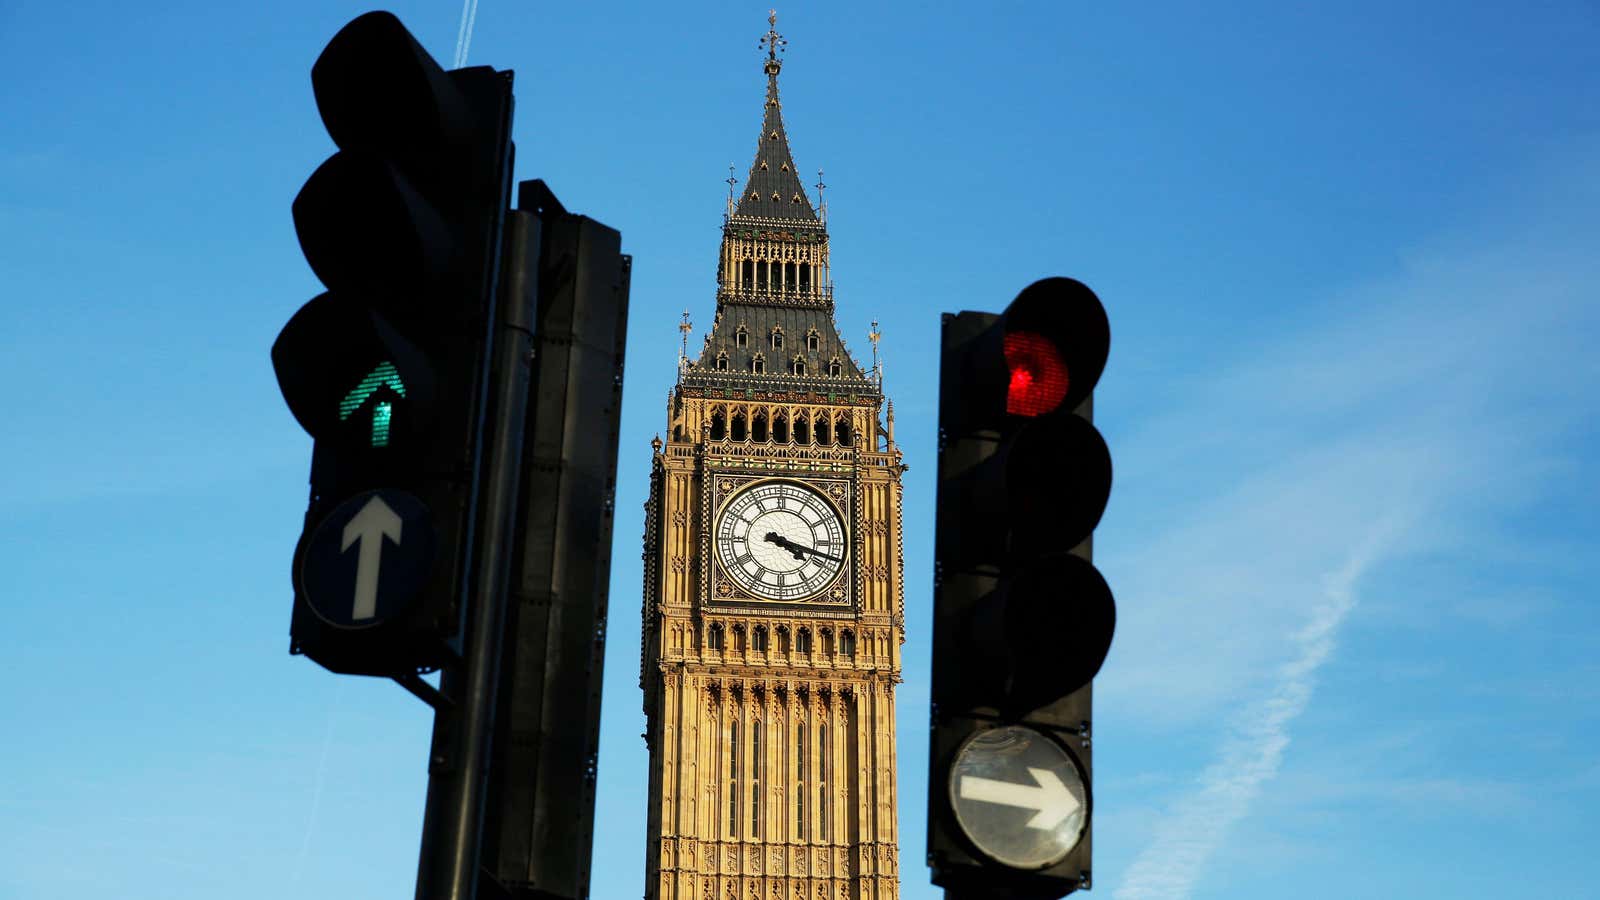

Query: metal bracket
left=395, top=671, right=454, bottom=711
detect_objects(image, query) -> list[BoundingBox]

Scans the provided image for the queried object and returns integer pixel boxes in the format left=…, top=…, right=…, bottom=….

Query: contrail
left=289, top=681, right=345, bottom=890
left=453, top=0, right=480, bottom=69
left=1114, top=518, right=1401, bottom=899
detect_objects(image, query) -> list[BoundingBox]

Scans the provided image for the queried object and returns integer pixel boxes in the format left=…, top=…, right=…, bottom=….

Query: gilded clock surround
left=639, top=13, right=906, bottom=900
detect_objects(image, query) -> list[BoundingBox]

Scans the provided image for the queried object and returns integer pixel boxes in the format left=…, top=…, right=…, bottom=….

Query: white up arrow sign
left=958, top=767, right=1081, bottom=830
left=341, top=495, right=403, bottom=621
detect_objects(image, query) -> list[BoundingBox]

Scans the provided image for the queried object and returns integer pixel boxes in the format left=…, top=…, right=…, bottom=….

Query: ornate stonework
left=641, top=14, right=905, bottom=900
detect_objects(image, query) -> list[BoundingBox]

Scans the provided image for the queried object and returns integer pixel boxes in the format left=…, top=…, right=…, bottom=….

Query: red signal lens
left=1004, top=330, right=1069, bottom=417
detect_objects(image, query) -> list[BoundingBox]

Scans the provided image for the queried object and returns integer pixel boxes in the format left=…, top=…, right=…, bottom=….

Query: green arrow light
left=340, top=361, right=406, bottom=447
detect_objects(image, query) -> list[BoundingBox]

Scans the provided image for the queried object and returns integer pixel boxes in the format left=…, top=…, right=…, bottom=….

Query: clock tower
left=640, top=13, right=906, bottom=900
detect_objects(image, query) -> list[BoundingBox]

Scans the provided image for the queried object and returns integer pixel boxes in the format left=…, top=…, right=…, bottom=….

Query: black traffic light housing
left=271, top=11, right=514, bottom=676
left=929, top=277, right=1114, bottom=897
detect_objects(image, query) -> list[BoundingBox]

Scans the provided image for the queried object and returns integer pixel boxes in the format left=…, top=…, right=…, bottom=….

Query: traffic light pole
left=413, top=208, right=536, bottom=900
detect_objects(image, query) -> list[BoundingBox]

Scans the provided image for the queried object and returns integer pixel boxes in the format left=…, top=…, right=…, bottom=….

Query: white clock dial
left=715, top=481, right=847, bottom=602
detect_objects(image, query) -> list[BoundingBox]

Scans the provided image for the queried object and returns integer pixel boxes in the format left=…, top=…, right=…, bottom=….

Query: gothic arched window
left=728, top=719, right=739, bottom=837
left=751, top=721, right=762, bottom=836
left=818, top=722, right=829, bottom=840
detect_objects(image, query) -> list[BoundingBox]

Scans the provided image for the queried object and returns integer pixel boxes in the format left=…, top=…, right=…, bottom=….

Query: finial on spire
left=868, top=319, right=883, bottom=390
left=761, top=9, right=786, bottom=75
left=725, top=164, right=737, bottom=219
left=678, top=310, right=693, bottom=367
left=816, top=168, right=827, bottom=225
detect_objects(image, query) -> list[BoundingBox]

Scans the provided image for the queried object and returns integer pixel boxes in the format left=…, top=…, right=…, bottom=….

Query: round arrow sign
left=948, top=725, right=1089, bottom=869
left=299, top=489, right=436, bottom=628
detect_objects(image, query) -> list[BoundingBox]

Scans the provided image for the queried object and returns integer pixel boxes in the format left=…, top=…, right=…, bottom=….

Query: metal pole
left=413, top=203, right=538, bottom=899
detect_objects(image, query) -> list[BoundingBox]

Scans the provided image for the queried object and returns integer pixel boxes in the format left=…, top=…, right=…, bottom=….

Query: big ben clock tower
left=640, top=13, right=906, bottom=900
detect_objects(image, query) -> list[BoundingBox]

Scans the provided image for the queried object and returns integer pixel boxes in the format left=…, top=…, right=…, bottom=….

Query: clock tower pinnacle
left=639, top=13, right=906, bottom=900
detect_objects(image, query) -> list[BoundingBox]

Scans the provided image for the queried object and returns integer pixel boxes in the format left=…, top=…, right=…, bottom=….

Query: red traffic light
left=1004, top=330, right=1069, bottom=417
left=943, top=278, right=1109, bottom=433
left=1003, top=278, right=1108, bottom=418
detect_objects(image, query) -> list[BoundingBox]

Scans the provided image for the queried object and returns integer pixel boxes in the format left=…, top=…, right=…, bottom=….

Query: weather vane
left=761, top=10, right=787, bottom=62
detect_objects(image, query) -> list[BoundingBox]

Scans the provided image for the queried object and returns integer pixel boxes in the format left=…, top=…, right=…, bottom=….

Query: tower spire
left=733, top=9, right=816, bottom=222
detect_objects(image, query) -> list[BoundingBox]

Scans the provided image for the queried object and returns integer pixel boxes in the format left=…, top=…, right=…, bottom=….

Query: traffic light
left=271, top=11, right=514, bottom=676
left=927, top=277, right=1114, bottom=897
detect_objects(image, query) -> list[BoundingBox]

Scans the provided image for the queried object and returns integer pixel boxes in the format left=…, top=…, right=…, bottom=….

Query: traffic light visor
left=1002, top=278, right=1109, bottom=416
left=311, top=11, right=472, bottom=171
left=271, top=293, right=439, bottom=440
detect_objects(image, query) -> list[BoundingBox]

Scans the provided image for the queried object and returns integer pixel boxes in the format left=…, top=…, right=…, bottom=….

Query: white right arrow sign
left=958, top=766, right=1081, bottom=830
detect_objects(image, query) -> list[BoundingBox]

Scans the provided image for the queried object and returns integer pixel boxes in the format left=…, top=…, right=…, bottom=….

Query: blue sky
left=2, top=2, right=1597, bottom=899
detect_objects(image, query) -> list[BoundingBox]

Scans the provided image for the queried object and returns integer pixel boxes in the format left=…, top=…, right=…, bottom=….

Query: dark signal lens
left=1004, top=331, right=1069, bottom=417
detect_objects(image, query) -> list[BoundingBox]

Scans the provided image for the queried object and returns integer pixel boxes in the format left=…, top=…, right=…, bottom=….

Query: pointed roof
left=733, top=12, right=818, bottom=223
left=677, top=12, right=876, bottom=400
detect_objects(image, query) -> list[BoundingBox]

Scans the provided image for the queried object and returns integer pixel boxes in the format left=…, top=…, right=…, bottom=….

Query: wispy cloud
left=1105, top=152, right=1600, bottom=897
left=1114, top=516, right=1398, bottom=899
left=452, top=0, right=480, bottom=69
left=288, top=681, right=344, bottom=891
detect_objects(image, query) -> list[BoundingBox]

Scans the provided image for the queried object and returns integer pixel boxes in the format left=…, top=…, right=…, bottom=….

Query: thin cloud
left=1113, top=518, right=1398, bottom=899
left=453, top=0, right=480, bottom=69
left=1105, top=154, right=1598, bottom=897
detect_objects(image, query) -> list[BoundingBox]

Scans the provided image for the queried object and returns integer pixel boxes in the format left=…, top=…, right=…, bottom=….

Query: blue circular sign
left=299, top=490, right=436, bottom=628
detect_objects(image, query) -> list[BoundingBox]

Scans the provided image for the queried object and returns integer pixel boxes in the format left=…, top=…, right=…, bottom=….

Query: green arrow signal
left=340, top=361, right=406, bottom=447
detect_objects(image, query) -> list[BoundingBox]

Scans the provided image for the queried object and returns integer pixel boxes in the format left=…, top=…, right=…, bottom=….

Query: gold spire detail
left=761, top=9, right=786, bottom=75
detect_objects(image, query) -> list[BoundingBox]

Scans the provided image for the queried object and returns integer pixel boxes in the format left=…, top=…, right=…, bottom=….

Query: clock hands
left=763, top=531, right=844, bottom=564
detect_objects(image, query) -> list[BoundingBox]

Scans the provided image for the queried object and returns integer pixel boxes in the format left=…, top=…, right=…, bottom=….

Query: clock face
left=715, top=481, right=847, bottom=601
